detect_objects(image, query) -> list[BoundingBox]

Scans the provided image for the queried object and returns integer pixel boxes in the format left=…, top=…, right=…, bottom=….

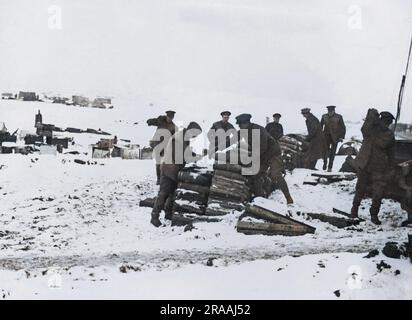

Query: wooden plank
left=177, top=182, right=210, bottom=195
left=245, top=204, right=316, bottom=232
left=311, top=173, right=356, bottom=180
left=171, top=214, right=222, bottom=227
left=205, top=207, right=232, bottom=216
left=207, top=199, right=245, bottom=211
left=237, top=221, right=313, bottom=236
left=173, top=203, right=206, bottom=215
left=306, top=213, right=359, bottom=228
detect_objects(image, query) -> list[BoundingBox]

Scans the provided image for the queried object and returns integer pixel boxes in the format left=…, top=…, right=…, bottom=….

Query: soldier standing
left=350, top=109, right=395, bottom=225
left=301, top=108, right=326, bottom=169
left=150, top=122, right=203, bottom=227
left=207, top=111, right=236, bottom=154
left=147, top=110, right=177, bottom=185
left=320, top=106, right=346, bottom=172
left=265, top=113, right=284, bottom=140
left=235, top=113, right=293, bottom=204
left=35, top=110, right=42, bottom=128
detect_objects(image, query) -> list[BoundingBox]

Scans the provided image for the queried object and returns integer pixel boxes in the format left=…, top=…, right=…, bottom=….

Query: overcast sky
left=1, top=0, right=412, bottom=124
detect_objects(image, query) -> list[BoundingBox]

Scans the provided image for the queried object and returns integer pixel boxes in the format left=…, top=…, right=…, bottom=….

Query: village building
left=91, top=97, right=113, bottom=109
left=18, top=91, right=37, bottom=101
left=72, top=95, right=90, bottom=107
left=1, top=93, right=14, bottom=100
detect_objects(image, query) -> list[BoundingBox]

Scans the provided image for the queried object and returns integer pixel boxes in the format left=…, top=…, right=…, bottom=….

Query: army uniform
left=301, top=108, right=327, bottom=169
left=350, top=109, right=395, bottom=225
left=236, top=114, right=293, bottom=204
left=265, top=113, right=284, bottom=140
left=320, top=106, right=346, bottom=171
left=207, top=111, right=236, bottom=154
left=151, top=122, right=202, bottom=227
left=147, top=111, right=177, bottom=184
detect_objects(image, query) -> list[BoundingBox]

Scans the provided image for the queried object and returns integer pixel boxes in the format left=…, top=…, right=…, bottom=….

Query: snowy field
left=0, top=100, right=411, bottom=300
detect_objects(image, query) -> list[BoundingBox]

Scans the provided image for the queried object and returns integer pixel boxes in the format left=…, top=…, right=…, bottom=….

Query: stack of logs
left=206, top=164, right=251, bottom=215
left=278, top=134, right=309, bottom=170
left=173, top=165, right=212, bottom=215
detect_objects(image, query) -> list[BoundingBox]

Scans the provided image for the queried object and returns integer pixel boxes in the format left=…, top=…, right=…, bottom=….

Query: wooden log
left=244, top=204, right=315, bottom=232
left=207, top=199, right=245, bottom=211
left=177, top=182, right=210, bottom=195
left=177, top=171, right=211, bottom=186
left=237, top=221, right=313, bottom=236
left=212, top=174, right=248, bottom=188
left=306, top=213, right=359, bottom=228
left=171, top=214, right=221, bottom=226
left=209, top=188, right=249, bottom=202
left=205, top=207, right=232, bottom=216
left=214, top=170, right=248, bottom=182
left=311, top=173, right=357, bottom=181
left=139, top=197, right=156, bottom=208
left=280, top=145, right=300, bottom=154
left=279, top=139, right=303, bottom=151
left=211, top=179, right=250, bottom=196
left=173, top=202, right=206, bottom=215
left=213, top=163, right=243, bottom=173
left=175, top=190, right=208, bottom=204
left=279, top=135, right=303, bottom=146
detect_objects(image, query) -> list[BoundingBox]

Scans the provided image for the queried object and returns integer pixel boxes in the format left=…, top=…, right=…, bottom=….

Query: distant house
left=52, top=96, right=69, bottom=104
left=1, top=93, right=14, bottom=100
left=18, top=91, right=37, bottom=101
left=72, top=95, right=90, bottom=107
left=91, top=97, right=112, bottom=109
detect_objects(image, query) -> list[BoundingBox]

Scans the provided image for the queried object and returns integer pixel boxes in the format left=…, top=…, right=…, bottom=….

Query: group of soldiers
left=147, top=106, right=397, bottom=227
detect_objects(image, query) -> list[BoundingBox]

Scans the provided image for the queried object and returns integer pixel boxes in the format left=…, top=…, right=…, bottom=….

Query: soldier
left=301, top=108, right=326, bottom=169
left=147, top=110, right=178, bottom=185
left=320, top=106, right=346, bottom=172
left=265, top=113, right=284, bottom=140
left=350, top=109, right=395, bottom=225
left=150, top=122, right=203, bottom=227
left=35, top=110, right=42, bottom=128
left=207, top=111, right=236, bottom=154
left=235, top=113, right=293, bottom=204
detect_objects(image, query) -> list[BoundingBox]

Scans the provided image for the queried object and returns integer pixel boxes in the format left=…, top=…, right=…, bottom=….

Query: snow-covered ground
left=0, top=99, right=411, bottom=299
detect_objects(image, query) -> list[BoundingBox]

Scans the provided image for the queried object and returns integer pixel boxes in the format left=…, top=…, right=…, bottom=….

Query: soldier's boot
left=322, top=161, right=327, bottom=171
left=150, top=192, right=168, bottom=227
left=350, top=203, right=359, bottom=219
left=370, top=207, right=381, bottom=225
left=150, top=212, right=162, bottom=228
left=370, top=198, right=382, bottom=225
left=327, top=168, right=332, bottom=172
left=276, top=177, right=293, bottom=205
left=370, top=214, right=382, bottom=225
left=286, top=195, right=294, bottom=205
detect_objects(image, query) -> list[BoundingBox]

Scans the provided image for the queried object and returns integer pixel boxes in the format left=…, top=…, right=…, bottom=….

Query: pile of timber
left=237, top=204, right=316, bottom=236
left=303, top=172, right=357, bottom=185
left=139, top=197, right=222, bottom=226
left=206, top=164, right=251, bottom=215
left=278, top=134, right=309, bottom=170
left=173, top=165, right=213, bottom=215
